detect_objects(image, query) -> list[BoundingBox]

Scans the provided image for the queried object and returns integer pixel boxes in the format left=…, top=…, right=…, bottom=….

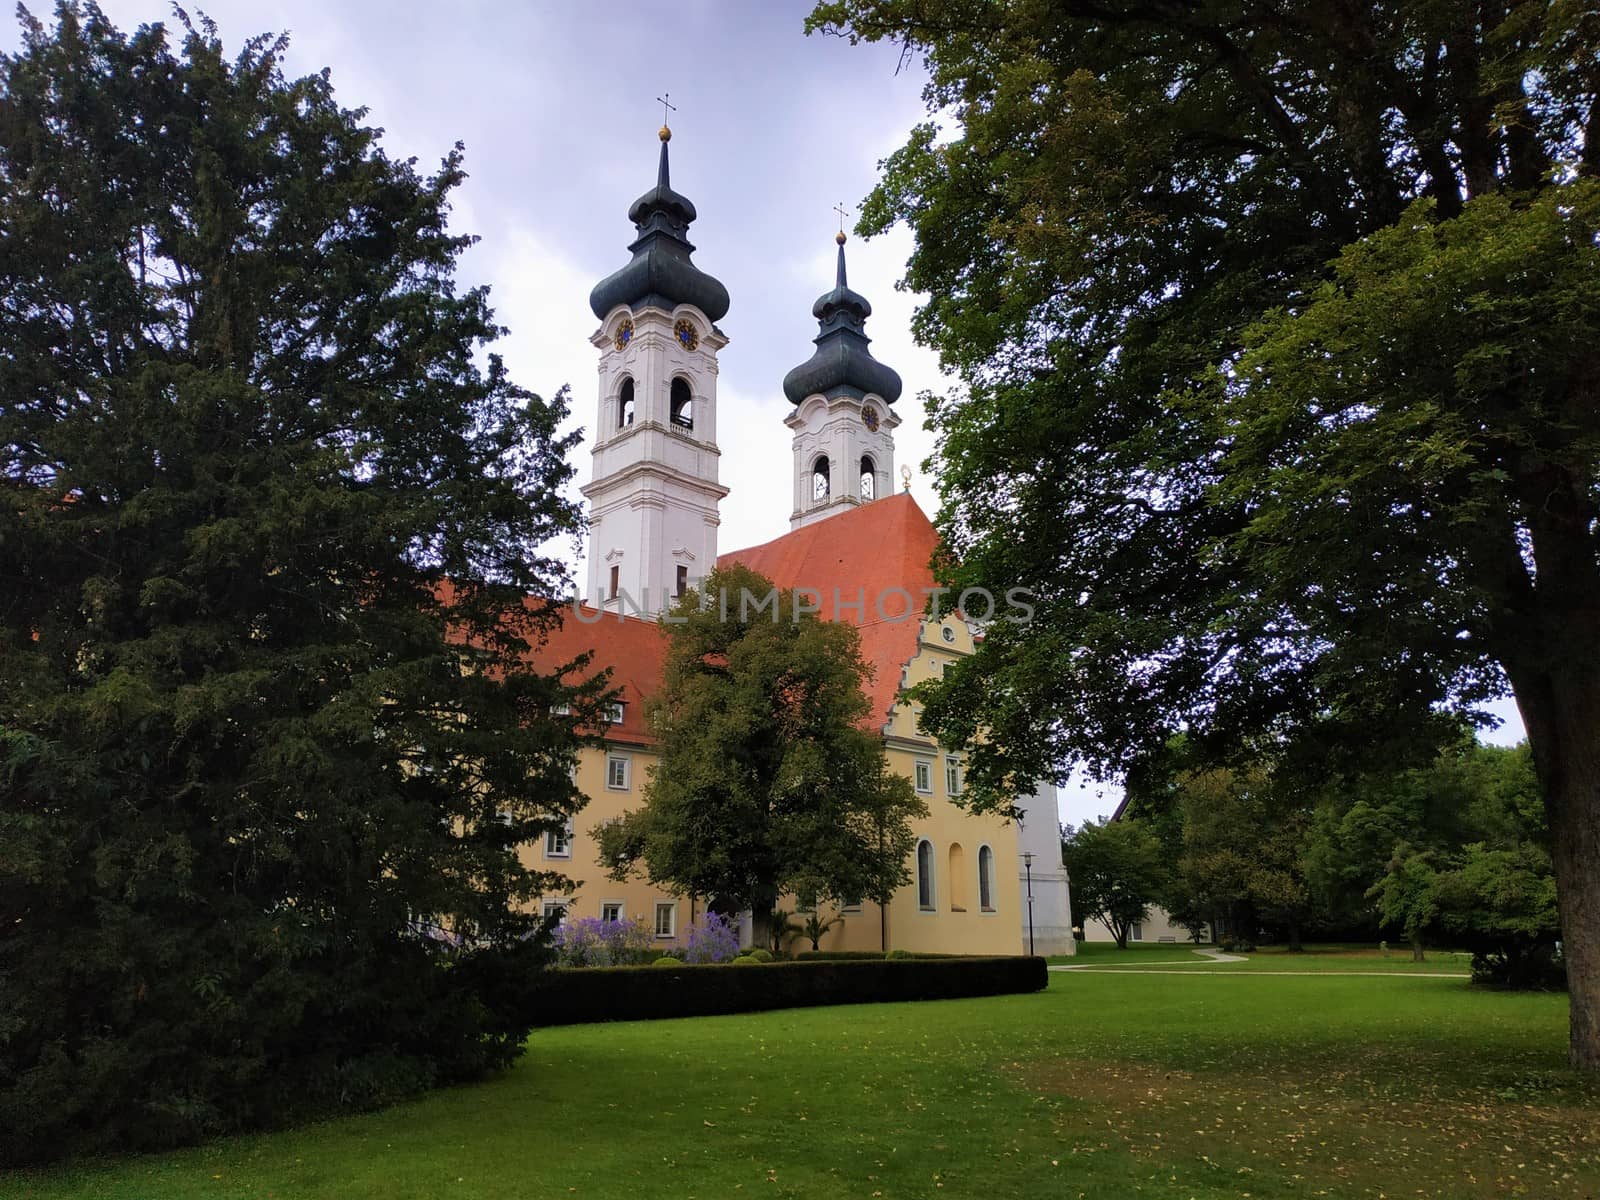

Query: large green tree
left=811, top=0, right=1600, bottom=1068
left=0, top=5, right=592, bottom=1161
left=596, top=564, right=925, bottom=949
left=1061, top=817, right=1168, bottom=948
left=1309, top=740, right=1542, bottom=950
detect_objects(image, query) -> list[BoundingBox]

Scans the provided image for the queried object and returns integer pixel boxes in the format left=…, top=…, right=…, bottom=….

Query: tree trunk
left=1547, top=745, right=1600, bottom=1071
left=1411, top=935, right=1425, bottom=963
left=1287, top=920, right=1303, bottom=953
left=1505, top=599, right=1600, bottom=1071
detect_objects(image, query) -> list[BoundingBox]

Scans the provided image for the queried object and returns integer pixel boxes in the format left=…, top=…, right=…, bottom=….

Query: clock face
left=614, top=319, right=633, bottom=351
left=674, top=318, right=699, bottom=351
left=862, top=405, right=880, bottom=432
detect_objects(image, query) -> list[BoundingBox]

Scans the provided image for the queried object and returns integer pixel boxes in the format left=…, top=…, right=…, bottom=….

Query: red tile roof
left=517, top=603, right=666, bottom=746
left=510, top=493, right=943, bottom=740
left=719, top=491, right=942, bottom=728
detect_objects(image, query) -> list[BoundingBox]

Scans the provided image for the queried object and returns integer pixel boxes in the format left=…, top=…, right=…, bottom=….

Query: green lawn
left=9, top=970, right=1596, bottom=1199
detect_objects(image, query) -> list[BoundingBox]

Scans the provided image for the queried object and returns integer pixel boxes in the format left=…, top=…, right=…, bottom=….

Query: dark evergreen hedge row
left=528, top=957, right=1048, bottom=1026
left=792, top=950, right=962, bottom=961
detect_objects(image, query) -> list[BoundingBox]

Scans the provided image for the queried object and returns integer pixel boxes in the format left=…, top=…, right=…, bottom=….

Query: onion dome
left=589, top=128, right=730, bottom=323
left=782, top=234, right=902, bottom=405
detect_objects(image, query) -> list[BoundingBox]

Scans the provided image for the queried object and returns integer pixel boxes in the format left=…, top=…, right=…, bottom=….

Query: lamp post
left=1022, top=850, right=1035, bottom=957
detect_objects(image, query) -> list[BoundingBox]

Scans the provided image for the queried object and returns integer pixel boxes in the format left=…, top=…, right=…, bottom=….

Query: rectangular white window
left=654, top=901, right=677, bottom=939
left=914, top=759, right=933, bottom=794
left=544, top=824, right=572, bottom=859
left=1131, top=922, right=1143, bottom=942
left=607, top=701, right=625, bottom=724
left=841, top=897, right=862, bottom=914
left=600, top=902, right=624, bottom=924
left=606, top=756, right=630, bottom=790
left=552, top=701, right=571, bottom=716
left=945, top=757, right=962, bottom=796
left=542, top=900, right=568, bottom=926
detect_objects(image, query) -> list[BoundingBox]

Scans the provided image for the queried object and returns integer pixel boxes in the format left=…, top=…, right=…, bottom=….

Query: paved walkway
left=1052, top=947, right=1245, bottom=970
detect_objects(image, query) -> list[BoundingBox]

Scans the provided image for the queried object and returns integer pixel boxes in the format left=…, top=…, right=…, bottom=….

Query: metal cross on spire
left=833, top=201, right=849, bottom=235
left=656, top=93, right=677, bottom=123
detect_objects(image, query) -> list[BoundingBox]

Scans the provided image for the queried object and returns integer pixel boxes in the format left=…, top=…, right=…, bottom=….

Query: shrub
left=552, top=917, right=654, bottom=968
left=680, top=912, right=742, bottom=964
left=731, top=955, right=759, bottom=966
left=885, top=948, right=914, bottom=960
left=1469, top=943, right=1567, bottom=990
left=652, top=956, right=683, bottom=967
left=748, top=948, right=775, bottom=963
left=528, top=957, right=1048, bottom=1026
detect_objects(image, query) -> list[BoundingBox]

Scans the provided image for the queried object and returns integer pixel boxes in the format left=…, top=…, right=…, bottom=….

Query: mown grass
left=8, top=969, right=1596, bottom=1199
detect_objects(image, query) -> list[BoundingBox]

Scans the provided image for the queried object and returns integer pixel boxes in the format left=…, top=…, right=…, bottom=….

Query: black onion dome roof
left=589, top=133, right=729, bottom=323
left=782, top=239, right=902, bottom=405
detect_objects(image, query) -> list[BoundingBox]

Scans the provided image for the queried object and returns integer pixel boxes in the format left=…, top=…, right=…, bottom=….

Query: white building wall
left=1080, top=904, right=1207, bottom=944
left=1016, top=785, right=1074, bottom=956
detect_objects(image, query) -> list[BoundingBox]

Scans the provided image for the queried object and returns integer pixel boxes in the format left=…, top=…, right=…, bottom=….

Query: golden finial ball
left=835, top=230, right=847, bottom=245
left=659, top=124, right=672, bottom=142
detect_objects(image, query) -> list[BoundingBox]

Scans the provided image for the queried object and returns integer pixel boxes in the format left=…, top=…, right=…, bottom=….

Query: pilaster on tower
left=581, top=125, right=730, bottom=615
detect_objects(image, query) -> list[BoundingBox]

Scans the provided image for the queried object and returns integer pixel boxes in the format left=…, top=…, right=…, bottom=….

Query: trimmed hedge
left=793, top=950, right=889, bottom=961
left=528, top=957, right=1048, bottom=1026
left=793, top=950, right=963, bottom=962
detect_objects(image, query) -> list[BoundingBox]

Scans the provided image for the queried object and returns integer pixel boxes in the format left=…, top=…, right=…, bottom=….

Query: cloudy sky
left=5, top=2, right=1524, bottom=823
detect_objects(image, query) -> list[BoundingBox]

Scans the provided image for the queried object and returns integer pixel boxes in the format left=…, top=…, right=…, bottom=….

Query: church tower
left=781, top=233, right=902, bottom=529
left=583, top=125, right=730, bottom=614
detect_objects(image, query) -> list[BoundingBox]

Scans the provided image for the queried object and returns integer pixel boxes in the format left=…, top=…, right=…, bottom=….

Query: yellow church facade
left=521, top=601, right=1023, bottom=958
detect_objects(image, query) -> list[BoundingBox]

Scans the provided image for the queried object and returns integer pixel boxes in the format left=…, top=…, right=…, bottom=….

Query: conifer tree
left=0, top=4, right=590, bottom=1159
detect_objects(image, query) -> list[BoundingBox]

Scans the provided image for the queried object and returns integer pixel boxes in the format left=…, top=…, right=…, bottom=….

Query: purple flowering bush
left=680, top=911, right=741, bottom=964
left=552, top=916, right=653, bottom=967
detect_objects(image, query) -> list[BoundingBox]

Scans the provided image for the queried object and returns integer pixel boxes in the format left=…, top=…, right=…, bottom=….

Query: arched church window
left=812, top=455, right=830, bottom=503
left=860, top=455, right=876, bottom=501
left=618, top=378, right=635, bottom=428
left=916, top=839, right=935, bottom=911
left=978, top=845, right=995, bottom=911
left=670, top=377, right=693, bottom=429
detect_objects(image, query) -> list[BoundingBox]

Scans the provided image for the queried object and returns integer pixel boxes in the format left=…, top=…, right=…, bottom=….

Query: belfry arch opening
left=670, top=377, right=693, bottom=429
left=859, top=455, right=876, bottom=501
left=618, top=377, right=635, bottom=428
left=811, top=455, right=831, bottom=503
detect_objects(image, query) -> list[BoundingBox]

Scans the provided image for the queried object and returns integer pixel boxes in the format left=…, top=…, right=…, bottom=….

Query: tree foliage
left=1062, top=817, right=1167, bottom=948
left=0, top=5, right=590, bottom=1160
left=595, top=564, right=925, bottom=946
left=810, top=0, right=1600, bottom=1068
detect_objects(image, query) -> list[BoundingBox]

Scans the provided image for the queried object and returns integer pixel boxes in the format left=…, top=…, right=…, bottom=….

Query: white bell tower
left=581, top=125, right=730, bottom=614
left=781, top=233, right=903, bottom=530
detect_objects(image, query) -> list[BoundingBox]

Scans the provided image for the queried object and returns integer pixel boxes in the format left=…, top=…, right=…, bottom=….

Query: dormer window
left=670, top=377, right=693, bottom=429
left=860, top=455, right=876, bottom=501
left=812, top=455, right=830, bottom=503
left=618, top=377, right=635, bottom=428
